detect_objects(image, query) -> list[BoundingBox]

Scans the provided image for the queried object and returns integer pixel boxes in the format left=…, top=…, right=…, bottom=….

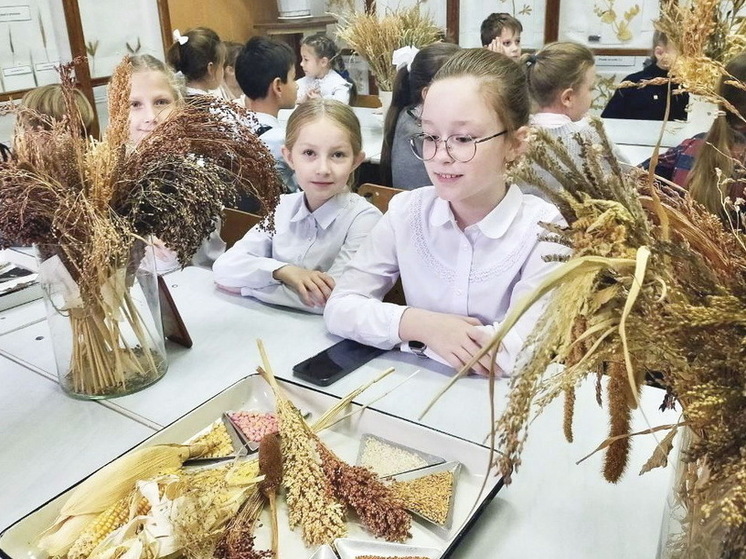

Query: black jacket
left=601, top=63, right=689, bottom=121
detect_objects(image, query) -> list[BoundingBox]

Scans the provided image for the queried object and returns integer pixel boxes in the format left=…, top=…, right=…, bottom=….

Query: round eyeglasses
left=409, top=130, right=507, bottom=163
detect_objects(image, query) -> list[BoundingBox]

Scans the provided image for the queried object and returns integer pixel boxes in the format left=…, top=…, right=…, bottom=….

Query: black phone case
left=292, top=340, right=386, bottom=386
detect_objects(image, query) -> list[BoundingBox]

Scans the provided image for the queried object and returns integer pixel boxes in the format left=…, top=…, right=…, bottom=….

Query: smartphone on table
left=293, top=339, right=386, bottom=386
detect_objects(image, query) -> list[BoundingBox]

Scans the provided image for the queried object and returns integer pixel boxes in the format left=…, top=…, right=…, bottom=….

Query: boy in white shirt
left=235, top=36, right=299, bottom=201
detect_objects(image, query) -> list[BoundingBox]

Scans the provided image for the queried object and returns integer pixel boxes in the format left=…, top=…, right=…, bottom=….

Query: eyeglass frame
left=408, top=130, right=508, bottom=163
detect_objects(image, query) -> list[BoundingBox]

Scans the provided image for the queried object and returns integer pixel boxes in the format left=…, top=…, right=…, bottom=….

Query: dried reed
left=333, top=2, right=442, bottom=91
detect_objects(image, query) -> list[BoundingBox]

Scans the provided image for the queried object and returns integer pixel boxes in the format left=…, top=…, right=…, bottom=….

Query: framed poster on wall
left=558, top=0, right=659, bottom=52
left=77, top=0, right=165, bottom=79
left=0, top=0, right=71, bottom=94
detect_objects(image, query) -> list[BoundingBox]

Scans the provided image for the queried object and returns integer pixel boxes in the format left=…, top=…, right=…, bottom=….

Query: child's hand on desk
left=400, top=308, right=496, bottom=375
left=273, top=265, right=335, bottom=307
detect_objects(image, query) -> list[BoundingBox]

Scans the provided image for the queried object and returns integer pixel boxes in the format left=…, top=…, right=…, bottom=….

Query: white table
left=0, top=267, right=677, bottom=558
left=602, top=115, right=711, bottom=165
left=0, top=357, right=156, bottom=532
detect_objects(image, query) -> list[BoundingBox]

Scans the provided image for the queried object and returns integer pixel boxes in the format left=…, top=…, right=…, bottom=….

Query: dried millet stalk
left=603, top=361, right=635, bottom=483
left=277, top=399, right=346, bottom=546
left=317, top=444, right=411, bottom=542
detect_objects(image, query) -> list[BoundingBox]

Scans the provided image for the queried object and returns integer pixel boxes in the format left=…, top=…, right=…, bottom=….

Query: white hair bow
left=172, top=29, right=189, bottom=45
left=392, top=45, right=419, bottom=72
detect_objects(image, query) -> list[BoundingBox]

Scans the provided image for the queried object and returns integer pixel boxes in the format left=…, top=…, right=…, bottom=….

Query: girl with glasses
left=325, top=48, right=568, bottom=377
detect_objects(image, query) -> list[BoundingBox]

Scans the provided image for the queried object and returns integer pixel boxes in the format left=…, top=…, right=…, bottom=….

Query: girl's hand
left=273, top=265, right=335, bottom=307
left=306, top=87, right=321, bottom=99
left=399, top=308, right=496, bottom=375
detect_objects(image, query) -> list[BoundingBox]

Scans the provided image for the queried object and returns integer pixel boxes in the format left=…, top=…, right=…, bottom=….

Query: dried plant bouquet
left=425, top=122, right=746, bottom=557
left=0, top=58, right=282, bottom=398
left=333, top=1, right=443, bottom=91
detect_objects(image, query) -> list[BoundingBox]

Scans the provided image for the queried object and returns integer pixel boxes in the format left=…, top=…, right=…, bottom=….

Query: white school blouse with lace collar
left=212, top=191, right=381, bottom=314
left=324, top=185, right=568, bottom=373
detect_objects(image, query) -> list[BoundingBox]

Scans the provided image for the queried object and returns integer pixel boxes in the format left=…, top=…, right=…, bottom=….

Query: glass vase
left=656, top=428, right=732, bottom=559
left=36, top=241, right=168, bottom=399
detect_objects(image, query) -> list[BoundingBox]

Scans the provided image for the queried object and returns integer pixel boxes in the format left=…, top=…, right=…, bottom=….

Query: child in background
left=382, top=42, right=460, bottom=188
left=220, top=41, right=244, bottom=101
left=642, top=52, right=746, bottom=226
left=127, top=54, right=225, bottom=268
left=481, top=13, right=522, bottom=61
left=235, top=36, right=299, bottom=197
left=296, top=33, right=353, bottom=104
left=213, top=99, right=381, bottom=313
left=602, top=30, right=689, bottom=121
left=166, top=27, right=226, bottom=98
left=324, top=49, right=567, bottom=376
left=19, top=84, right=95, bottom=136
left=521, top=42, right=628, bottom=199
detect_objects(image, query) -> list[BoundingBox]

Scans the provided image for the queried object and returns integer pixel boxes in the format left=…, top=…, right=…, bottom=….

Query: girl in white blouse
left=296, top=33, right=353, bottom=105
left=212, top=99, right=381, bottom=313
left=324, top=48, right=568, bottom=376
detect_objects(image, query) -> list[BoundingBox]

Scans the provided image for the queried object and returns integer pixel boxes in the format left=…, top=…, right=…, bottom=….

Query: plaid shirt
left=640, top=134, right=706, bottom=187
left=641, top=134, right=746, bottom=223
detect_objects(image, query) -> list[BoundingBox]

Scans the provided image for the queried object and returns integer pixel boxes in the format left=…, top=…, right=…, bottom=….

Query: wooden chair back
left=357, top=183, right=403, bottom=214
left=221, top=208, right=263, bottom=249
left=351, top=94, right=382, bottom=109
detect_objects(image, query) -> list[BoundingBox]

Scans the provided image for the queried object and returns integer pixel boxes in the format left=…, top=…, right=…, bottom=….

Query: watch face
left=409, top=341, right=427, bottom=357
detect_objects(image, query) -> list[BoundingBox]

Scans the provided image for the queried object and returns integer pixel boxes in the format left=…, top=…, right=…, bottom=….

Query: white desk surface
left=0, top=299, right=45, bottom=336
left=0, top=266, right=677, bottom=558
left=0, top=357, right=155, bottom=532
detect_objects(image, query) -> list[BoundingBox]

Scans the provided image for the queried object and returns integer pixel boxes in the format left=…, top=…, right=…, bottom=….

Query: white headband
left=392, top=45, right=420, bottom=72
left=172, top=29, right=188, bottom=45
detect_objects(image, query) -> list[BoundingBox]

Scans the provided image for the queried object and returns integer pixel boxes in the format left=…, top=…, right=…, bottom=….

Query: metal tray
left=0, top=374, right=503, bottom=559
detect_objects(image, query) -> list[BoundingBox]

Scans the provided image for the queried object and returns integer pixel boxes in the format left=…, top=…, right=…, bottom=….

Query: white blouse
left=212, top=191, right=381, bottom=313
left=324, top=185, right=568, bottom=373
left=296, top=71, right=352, bottom=104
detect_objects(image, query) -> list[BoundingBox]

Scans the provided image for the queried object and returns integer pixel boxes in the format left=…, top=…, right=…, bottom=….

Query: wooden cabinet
left=164, top=0, right=279, bottom=42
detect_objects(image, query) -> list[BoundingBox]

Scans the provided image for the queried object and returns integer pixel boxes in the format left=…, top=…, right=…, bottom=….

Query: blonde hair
left=20, top=84, right=95, bottom=134
left=522, top=42, right=595, bottom=109
left=130, top=54, right=185, bottom=102
left=285, top=98, right=362, bottom=156
left=430, top=48, right=530, bottom=137
left=688, top=52, right=746, bottom=222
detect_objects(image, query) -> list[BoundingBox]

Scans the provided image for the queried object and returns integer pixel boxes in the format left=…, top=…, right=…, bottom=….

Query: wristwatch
left=408, top=340, right=428, bottom=358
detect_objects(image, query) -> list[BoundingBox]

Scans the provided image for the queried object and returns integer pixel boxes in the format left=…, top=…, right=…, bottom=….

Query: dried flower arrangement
left=0, top=58, right=281, bottom=398
left=257, top=342, right=412, bottom=546
left=33, top=346, right=413, bottom=559
left=425, top=80, right=746, bottom=559
left=333, top=1, right=443, bottom=91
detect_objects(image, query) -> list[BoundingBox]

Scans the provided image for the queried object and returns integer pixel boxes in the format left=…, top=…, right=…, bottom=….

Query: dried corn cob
left=189, top=421, right=234, bottom=458
left=67, top=494, right=150, bottom=559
